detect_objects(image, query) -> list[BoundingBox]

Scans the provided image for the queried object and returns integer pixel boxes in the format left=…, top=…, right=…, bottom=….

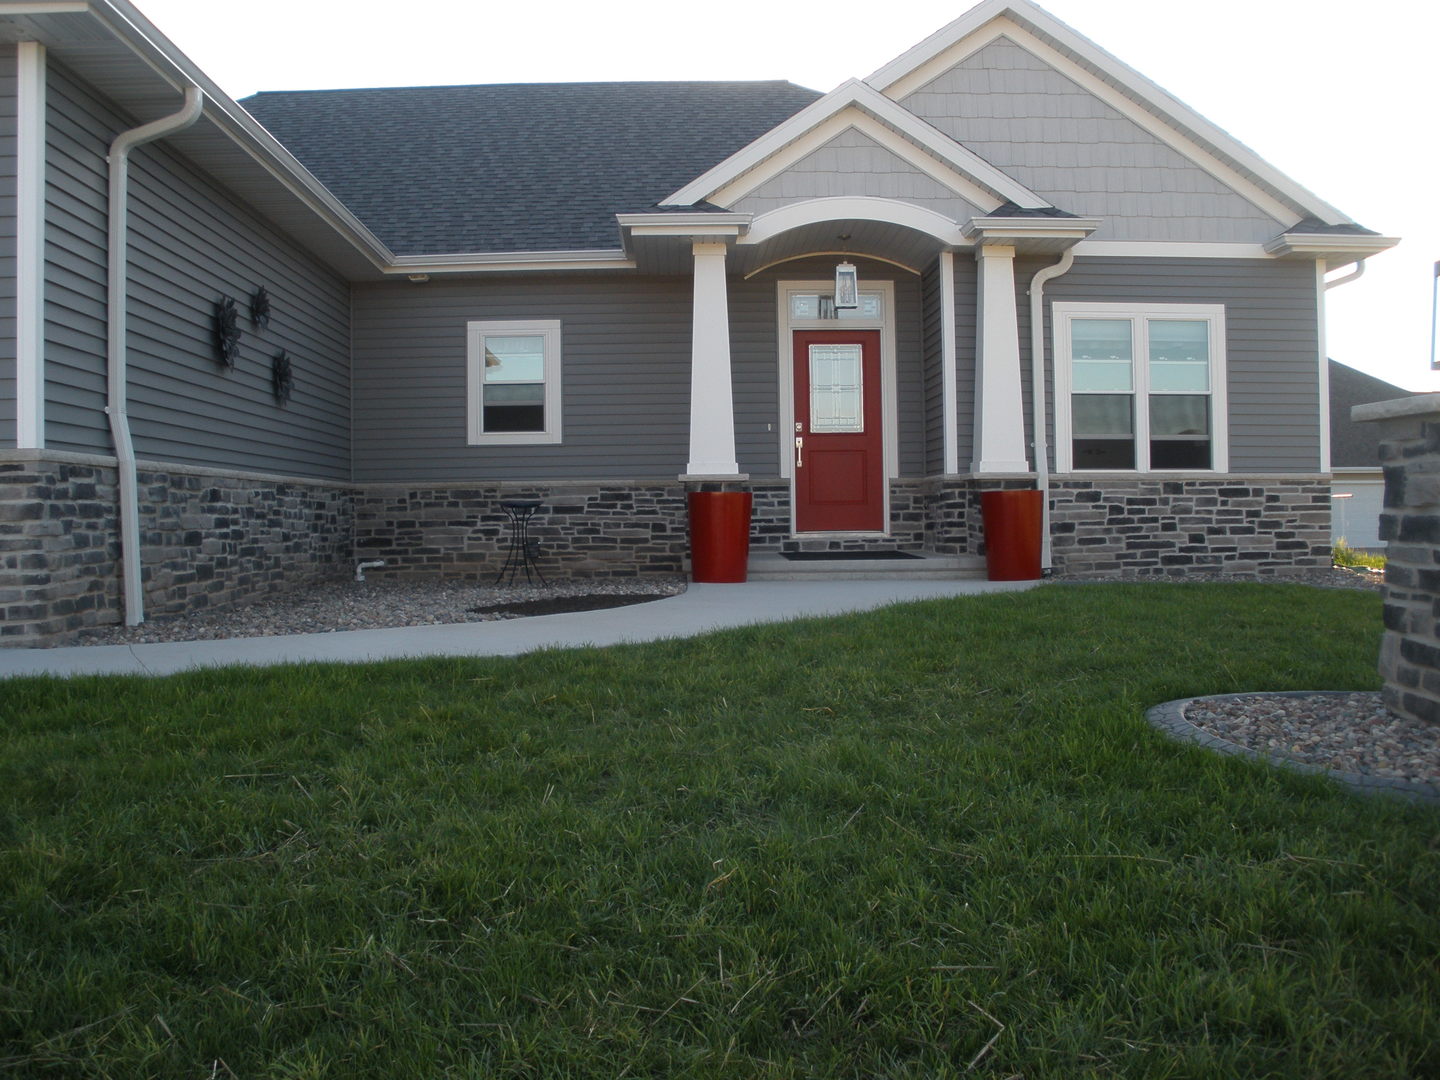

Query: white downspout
left=108, top=87, right=205, bottom=625
left=1027, top=249, right=1076, bottom=572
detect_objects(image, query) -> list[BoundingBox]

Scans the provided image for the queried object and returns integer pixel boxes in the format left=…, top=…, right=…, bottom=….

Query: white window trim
left=1053, top=302, right=1228, bottom=474
left=466, top=319, right=562, bottom=445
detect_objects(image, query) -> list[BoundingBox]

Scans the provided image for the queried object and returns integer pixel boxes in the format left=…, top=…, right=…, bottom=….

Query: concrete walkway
left=0, top=578, right=1038, bottom=679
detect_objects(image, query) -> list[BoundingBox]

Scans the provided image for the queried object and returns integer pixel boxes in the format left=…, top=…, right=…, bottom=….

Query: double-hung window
left=466, top=320, right=562, bottom=445
left=1054, top=303, right=1226, bottom=472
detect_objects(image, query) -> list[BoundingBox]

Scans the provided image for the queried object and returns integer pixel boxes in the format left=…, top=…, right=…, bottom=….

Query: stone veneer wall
left=1357, top=399, right=1440, bottom=725
left=748, top=479, right=930, bottom=553
left=352, top=482, right=691, bottom=579
left=1, top=452, right=353, bottom=645
left=5, top=461, right=1339, bottom=646
left=1047, top=476, right=1331, bottom=576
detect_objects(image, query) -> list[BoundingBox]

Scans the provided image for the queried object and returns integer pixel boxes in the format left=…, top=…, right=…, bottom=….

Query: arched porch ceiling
left=730, top=197, right=966, bottom=278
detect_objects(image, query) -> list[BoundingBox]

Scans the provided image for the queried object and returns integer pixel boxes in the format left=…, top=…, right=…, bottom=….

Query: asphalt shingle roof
left=241, top=81, right=822, bottom=256
left=1329, top=359, right=1416, bottom=468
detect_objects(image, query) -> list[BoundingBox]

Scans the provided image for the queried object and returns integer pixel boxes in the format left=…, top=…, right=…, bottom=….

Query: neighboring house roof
left=1330, top=360, right=1416, bottom=468
left=241, top=81, right=822, bottom=255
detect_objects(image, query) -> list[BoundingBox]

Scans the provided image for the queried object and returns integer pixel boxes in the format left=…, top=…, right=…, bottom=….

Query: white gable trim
left=740, top=197, right=969, bottom=248
left=711, top=110, right=1006, bottom=215
left=664, top=78, right=1047, bottom=211
left=868, top=1, right=1353, bottom=229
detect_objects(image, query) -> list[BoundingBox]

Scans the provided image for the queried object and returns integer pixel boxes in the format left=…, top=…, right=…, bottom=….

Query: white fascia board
left=623, top=225, right=744, bottom=239
left=616, top=213, right=752, bottom=230
left=869, top=2, right=1356, bottom=228
left=864, top=0, right=1012, bottom=90
left=388, top=250, right=636, bottom=274
left=664, top=77, right=1047, bottom=211
left=962, top=216, right=1100, bottom=244
left=1264, top=233, right=1400, bottom=260
left=1074, top=241, right=1271, bottom=259
left=60, top=0, right=396, bottom=271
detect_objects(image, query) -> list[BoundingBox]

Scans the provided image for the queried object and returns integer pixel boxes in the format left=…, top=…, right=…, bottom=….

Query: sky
left=127, top=0, right=1438, bottom=392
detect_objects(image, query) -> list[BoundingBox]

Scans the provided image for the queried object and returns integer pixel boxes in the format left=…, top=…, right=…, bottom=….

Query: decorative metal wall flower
left=250, top=285, right=271, bottom=330
left=272, top=350, right=294, bottom=405
left=215, top=296, right=241, bottom=370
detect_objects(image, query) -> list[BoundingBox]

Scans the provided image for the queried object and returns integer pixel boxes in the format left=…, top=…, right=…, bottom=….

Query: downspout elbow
left=1323, top=258, right=1365, bottom=291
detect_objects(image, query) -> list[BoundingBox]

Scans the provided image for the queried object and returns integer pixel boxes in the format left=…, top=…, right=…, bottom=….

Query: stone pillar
left=1355, top=394, right=1440, bottom=724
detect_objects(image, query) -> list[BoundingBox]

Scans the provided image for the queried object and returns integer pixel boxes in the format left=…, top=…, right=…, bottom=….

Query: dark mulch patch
left=469, top=594, right=667, bottom=618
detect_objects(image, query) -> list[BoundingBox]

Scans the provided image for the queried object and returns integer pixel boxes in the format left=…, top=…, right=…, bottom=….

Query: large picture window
left=466, top=320, right=562, bottom=445
left=1054, top=303, right=1226, bottom=473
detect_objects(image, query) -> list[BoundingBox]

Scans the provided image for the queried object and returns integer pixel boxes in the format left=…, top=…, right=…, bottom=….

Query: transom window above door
left=1053, top=303, right=1227, bottom=473
left=788, top=292, right=884, bottom=321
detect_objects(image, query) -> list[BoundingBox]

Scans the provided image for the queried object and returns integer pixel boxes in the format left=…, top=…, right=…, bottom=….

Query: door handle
left=794, top=436, right=804, bottom=469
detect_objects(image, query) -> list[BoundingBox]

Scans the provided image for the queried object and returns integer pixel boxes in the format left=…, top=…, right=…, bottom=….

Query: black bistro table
left=495, top=499, right=546, bottom=586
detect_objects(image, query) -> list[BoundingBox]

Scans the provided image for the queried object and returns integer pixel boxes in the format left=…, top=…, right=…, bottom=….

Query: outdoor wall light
left=834, top=261, right=858, bottom=309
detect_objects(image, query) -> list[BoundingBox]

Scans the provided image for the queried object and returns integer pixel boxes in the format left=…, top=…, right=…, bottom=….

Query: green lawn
left=2, top=583, right=1435, bottom=1078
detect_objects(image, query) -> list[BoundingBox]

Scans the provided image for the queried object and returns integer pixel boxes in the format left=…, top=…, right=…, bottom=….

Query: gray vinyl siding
left=1041, top=258, right=1321, bottom=472
left=351, top=260, right=930, bottom=485
left=0, top=47, right=16, bottom=447
left=731, top=257, right=926, bottom=478
left=731, top=129, right=985, bottom=222
left=42, top=60, right=351, bottom=479
left=953, top=257, right=977, bottom=474
left=902, top=39, right=1288, bottom=242
left=921, top=260, right=942, bottom=474
left=351, top=276, right=693, bottom=483
left=728, top=274, right=781, bottom=477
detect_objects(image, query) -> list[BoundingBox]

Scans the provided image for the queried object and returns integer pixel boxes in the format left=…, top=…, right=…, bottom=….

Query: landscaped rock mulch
left=1183, top=692, right=1440, bottom=787
left=75, top=577, right=686, bottom=646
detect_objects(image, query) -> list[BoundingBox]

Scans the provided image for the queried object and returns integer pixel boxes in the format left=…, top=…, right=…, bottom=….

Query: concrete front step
left=746, top=550, right=987, bottom=581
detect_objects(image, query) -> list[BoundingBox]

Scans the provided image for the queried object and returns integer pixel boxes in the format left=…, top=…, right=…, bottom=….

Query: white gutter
left=1027, top=249, right=1076, bottom=572
left=107, top=86, right=204, bottom=626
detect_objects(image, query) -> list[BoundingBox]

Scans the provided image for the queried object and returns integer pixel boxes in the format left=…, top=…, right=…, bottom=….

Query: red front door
left=792, top=329, right=885, bottom=532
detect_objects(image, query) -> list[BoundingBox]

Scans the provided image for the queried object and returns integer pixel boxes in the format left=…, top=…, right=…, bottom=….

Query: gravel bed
left=1184, top=692, right=1440, bottom=786
left=75, top=577, right=687, bottom=646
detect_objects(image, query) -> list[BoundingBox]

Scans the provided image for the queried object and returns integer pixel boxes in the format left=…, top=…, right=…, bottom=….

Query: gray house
left=0, top=0, right=1398, bottom=645
left=1329, top=360, right=1414, bottom=550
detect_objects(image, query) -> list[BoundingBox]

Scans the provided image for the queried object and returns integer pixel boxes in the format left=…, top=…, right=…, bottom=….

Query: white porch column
left=972, top=244, right=1030, bottom=473
left=684, top=241, right=742, bottom=477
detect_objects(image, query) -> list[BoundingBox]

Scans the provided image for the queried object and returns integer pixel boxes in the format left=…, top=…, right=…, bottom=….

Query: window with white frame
left=466, top=320, right=562, bottom=445
left=1053, top=303, right=1227, bottom=472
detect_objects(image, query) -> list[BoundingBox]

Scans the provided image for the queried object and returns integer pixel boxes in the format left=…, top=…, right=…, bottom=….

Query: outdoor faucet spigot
left=355, top=559, right=387, bottom=582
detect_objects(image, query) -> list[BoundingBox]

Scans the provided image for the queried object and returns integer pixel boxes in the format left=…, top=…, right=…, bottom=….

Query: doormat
left=780, top=550, right=924, bottom=561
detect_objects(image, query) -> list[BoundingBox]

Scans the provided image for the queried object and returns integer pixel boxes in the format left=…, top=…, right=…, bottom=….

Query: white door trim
left=777, top=280, right=897, bottom=535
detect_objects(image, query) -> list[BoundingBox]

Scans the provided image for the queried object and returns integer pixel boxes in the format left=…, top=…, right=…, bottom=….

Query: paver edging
left=1145, top=691, right=1440, bottom=805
